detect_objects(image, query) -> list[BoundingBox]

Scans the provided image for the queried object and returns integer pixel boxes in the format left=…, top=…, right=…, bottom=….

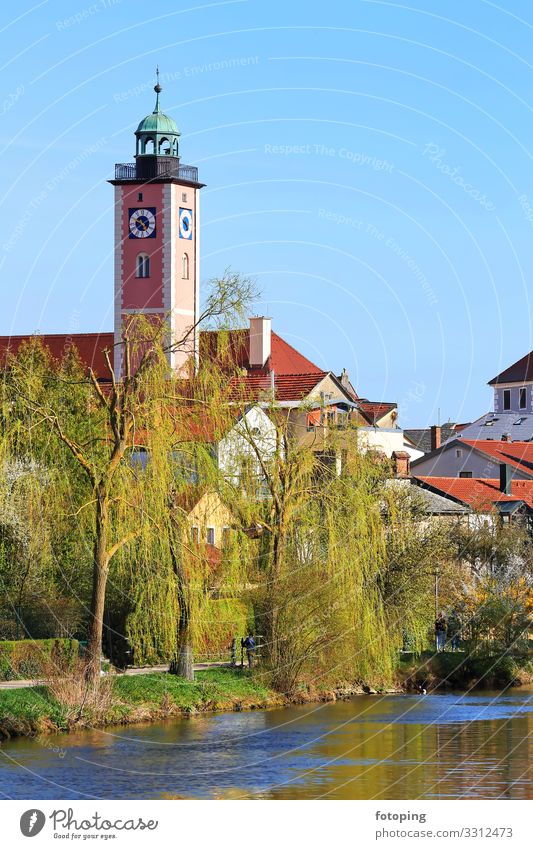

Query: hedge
left=0, top=638, right=80, bottom=681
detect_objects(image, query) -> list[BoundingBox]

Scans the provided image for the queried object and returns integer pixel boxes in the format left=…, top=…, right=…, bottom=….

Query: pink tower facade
left=110, top=78, right=203, bottom=375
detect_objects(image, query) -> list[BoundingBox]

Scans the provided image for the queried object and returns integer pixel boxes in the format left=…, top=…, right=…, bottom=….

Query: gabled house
left=452, top=349, right=533, bottom=442
left=411, top=438, right=533, bottom=481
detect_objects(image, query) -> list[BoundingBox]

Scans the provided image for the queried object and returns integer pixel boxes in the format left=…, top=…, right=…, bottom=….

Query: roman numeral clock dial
left=129, top=207, right=156, bottom=238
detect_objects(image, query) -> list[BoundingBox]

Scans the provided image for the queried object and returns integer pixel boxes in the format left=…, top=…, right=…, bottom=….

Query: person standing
left=435, top=612, right=447, bottom=652
left=242, top=632, right=256, bottom=668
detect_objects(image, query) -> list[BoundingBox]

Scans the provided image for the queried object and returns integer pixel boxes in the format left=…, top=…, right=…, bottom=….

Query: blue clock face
left=129, top=207, right=156, bottom=238
left=179, top=207, right=193, bottom=239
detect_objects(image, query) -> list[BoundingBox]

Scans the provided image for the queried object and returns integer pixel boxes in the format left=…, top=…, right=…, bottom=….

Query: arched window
left=144, top=137, right=155, bottom=155
left=159, top=137, right=171, bottom=155
left=181, top=253, right=189, bottom=279
left=136, top=253, right=150, bottom=278
left=172, top=138, right=179, bottom=156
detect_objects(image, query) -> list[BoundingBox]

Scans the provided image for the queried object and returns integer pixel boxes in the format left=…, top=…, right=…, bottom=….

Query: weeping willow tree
left=220, top=407, right=394, bottom=692
left=111, top=381, right=242, bottom=679
left=2, top=271, right=257, bottom=688
left=221, top=404, right=461, bottom=693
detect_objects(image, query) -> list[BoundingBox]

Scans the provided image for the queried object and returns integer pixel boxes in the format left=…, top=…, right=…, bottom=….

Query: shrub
left=0, top=638, right=79, bottom=681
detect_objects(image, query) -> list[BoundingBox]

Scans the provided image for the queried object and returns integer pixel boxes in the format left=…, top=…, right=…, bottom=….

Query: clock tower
left=110, top=73, right=204, bottom=375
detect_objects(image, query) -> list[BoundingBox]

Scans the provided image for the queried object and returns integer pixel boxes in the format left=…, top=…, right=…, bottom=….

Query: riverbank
left=3, top=653, right=532, bottom=742
left=0, top=667, right=383, bottom=741
left=399, top=650, right=533, bottom=692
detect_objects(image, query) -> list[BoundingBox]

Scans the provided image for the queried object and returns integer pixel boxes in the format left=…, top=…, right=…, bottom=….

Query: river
left=1, top=689, right=532, bottom=799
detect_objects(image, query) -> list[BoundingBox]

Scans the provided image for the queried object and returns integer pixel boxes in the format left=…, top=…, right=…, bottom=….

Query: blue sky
left=2, top=0, right=533, bottom=427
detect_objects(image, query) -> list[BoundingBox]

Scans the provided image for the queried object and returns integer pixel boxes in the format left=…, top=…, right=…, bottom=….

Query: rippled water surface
left=1, top=689, right=533, bottom=799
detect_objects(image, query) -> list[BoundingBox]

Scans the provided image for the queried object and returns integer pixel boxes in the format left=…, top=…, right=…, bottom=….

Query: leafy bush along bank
left=400, top=650, right=533, bottom=691
left=0, top=639, right=79, bottom=681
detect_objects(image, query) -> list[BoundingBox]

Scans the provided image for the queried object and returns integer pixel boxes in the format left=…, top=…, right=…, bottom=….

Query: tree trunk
left=169, top=535, right=194, bottom=680
left=85, top=490, right=109, bottom=688
left=170, top=622, right=194, bottom=680
left=265, top=522, right=285, bottom=671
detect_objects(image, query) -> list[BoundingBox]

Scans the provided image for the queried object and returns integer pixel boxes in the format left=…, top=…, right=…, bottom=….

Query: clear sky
left=1, top=0, right=533, bottom=427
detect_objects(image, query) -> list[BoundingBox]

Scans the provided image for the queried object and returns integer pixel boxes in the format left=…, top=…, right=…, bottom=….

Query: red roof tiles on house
left=357, top=400, right=397, bottom=425
left=461, top=440, right=533, bottom=477
left=0, top=332, right=114, bottom=378
left=229, top=371, right=329, bottom=402
left=414, top=476, right=533, bottom=510
left=200, top=329, right=323, bottom=376
left=488, top=351, right=533, bottom=386
left=0, top=328, right=324, bottom=385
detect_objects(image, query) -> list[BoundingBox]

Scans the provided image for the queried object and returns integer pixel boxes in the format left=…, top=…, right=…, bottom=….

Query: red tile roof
left=0, top=332, right=114, bottom=378
left=462, top=440, right=533, bottom=477
left=0, top=328, right=323, bottom=383
left=414, top=476, right=533, bottom=510
left=200, top=329, right=323, bottom=376
left=229, top=371, right=329, bottom=402
left=488, top=351, right=533, bottom=385
left=357, top=400, right=397, bottom=425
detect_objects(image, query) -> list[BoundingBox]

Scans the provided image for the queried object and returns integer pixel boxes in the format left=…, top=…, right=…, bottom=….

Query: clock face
left=179, top=207, right=193, bottom=239
left=129, top=207, right=156, bottom=238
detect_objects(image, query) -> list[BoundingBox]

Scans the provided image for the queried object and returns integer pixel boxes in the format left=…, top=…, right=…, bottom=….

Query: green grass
left=114, top=667, right=274, bottom=710
left=0, top=667, right=277, bottom=739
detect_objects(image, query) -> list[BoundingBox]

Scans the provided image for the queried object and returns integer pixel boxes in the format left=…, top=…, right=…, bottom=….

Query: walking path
left=0, top=661, right=231, bottom=691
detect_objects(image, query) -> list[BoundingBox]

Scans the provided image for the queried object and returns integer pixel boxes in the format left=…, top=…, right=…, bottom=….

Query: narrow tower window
left=136, top=253, right=150, bottom=278
left=182, top=253, right=189, bottom=279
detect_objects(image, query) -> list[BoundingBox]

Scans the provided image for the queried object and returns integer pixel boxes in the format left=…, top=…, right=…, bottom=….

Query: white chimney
left=249, top=316, right=271, bottom=368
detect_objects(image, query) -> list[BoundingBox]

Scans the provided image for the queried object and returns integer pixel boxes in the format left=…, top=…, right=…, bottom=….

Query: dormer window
left=503, top=389, right=511, bottom=411
left=136, top=253, right=150, bottom=278
left=520, top=387, right=527, bottom=409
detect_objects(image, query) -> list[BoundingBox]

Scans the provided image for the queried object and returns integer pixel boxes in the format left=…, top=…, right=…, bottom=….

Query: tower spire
left=153, top=66, right=162, bottom=113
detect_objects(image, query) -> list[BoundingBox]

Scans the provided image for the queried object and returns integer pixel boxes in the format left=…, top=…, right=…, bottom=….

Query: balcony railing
left=114, top=162, right=199, bottom=182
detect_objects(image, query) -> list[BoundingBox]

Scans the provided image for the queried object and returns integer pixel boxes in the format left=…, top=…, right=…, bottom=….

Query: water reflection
left=1, top=690, right=532, bottom=799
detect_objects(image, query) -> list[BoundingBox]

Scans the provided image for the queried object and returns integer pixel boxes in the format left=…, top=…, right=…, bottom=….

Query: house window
left=520, top=387, right=527, bottom=409
left=459, top=471, right=472, bottom=478
left=503, top=389, right=511, bottom=411
left=181, top=253, right=189, bottom=279
left=182, top=192, right=187, bottom=203
left=456, top=449, right=463, bottom=458
left=206, top=527, right=215, bottom=546
left=136, top=253, right=150, bottom=278
left=191, top=526, right=199, bottom=543
left=137, top=192, right=143, bottom=202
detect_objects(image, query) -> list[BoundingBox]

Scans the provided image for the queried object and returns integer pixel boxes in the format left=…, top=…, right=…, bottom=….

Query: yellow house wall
left=188, top=491, right=234, bottom=547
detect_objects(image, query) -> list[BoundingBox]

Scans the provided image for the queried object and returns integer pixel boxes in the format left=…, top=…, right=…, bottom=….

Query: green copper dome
left=136, top=106, right=179, bottom=136
left=135, top=75, right=180, bottom=159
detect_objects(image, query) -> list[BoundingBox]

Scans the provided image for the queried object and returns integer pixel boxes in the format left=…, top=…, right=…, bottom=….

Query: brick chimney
left=499, top=463, right=512, bottom=495
left=249, top=317, right=272, bottom=368
left=430, top=425, right=441, bottom=452
left=392, top=451, right=411, bottom=478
